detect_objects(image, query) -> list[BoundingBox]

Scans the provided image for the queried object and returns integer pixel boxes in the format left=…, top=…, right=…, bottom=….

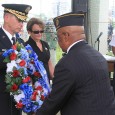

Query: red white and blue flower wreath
left=2, top=43, right=51, bottom=113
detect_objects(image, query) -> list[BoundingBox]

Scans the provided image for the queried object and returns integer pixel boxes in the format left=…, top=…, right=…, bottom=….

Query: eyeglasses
left=31, top=30, right=44, bottom=34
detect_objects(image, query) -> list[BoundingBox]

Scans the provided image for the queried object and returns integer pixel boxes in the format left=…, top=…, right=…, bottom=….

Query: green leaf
left=6, top=84, right=12, bottom=92
left=12, top=91, right=20, bottom=95
left=15, top=77, right=22, bottom=85
left=20, top=44, right=25, bottom=48
left=11, top=77, right=16, bottom=83
left=17, top=43, right=24, bottom=51
left=3, top=56, right=10, bottom=63
left=18, top=68, right=24, bottom=75
left=5, top=76, right=12, bottom=83
left=17, top=45, right=22, bottom=51
left=5, top=73, right=11, bottom=77
left=34, top=102, right=39, bottom=105
left=13, top=66, right=17, bottom=70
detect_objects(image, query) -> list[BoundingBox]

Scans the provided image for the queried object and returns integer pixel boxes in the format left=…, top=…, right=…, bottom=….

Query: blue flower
left=20, top=48, right=29, bottom=61
left=2, top=49, right=14, bottom=57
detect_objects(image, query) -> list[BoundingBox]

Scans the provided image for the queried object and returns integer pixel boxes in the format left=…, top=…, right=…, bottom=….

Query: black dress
left=25, top=37, right=51, bottom=81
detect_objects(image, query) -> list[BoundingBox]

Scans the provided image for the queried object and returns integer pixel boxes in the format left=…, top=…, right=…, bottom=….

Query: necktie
left=12, top=37, right=16, bottom=45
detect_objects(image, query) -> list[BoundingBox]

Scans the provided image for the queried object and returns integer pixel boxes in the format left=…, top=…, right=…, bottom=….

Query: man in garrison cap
left=0, top=4, right=32, bottom=115
left=36, top=12, right=115, bottom=115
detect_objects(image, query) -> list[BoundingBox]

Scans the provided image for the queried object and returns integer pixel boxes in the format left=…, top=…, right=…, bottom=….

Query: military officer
left=0, top=4, right=32, bottom=115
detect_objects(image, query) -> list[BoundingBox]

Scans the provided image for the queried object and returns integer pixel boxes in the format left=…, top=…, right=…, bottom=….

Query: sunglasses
left=31, top=30, right=44, bottom=34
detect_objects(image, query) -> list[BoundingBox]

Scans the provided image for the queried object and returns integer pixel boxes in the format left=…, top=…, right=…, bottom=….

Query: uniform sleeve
left=36, top=63, right=75, bottom=115
left=0, top=42, right=7, bottom=69
left=0, top=53, right=6, bottom=69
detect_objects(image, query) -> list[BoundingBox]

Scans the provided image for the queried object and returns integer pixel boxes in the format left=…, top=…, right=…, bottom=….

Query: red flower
left=31, top=95, right=36, bottom=101
left=41, top=95, right=45, bottom=101
left=31, top=60, right=34, bottom=64
left=34, top=72, right=41, bottom=78
left=36, top=86, right=43, bottom=91
left=33, top=91, right=38, bottom=95
left=12, top=70, right=19, bottom=77
left=19, top=60, right=26, bottom=66
left=10, top=52, right=17, bottom=60
left=16, top=101, right=23, bottom=108
left=11, top=84, right=18, bottom=91
left=22, top=76, right=31, bottom=83
left=12, top=45, right=17, bottom=50
left=31, top=91, right=38, bottom=101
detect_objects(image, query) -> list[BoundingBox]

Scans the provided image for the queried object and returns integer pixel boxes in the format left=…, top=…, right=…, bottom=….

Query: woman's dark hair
left=27, top=17, right=45, bottom=31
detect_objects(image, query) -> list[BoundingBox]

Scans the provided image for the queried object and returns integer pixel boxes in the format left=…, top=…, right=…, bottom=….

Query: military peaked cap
left=2, top=4, right=32, bottom=21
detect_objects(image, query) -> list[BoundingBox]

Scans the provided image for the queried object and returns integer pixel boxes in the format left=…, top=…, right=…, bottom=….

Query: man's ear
left=4, top=13, right=9, bottom=22
left=63, top=32, right=69, bottom=42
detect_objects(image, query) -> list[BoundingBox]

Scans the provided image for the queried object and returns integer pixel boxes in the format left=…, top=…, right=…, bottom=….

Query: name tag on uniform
left=2, top=49, right=6, bottom=52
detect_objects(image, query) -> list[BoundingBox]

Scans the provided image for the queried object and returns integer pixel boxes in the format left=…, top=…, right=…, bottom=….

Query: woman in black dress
left=26, top=18, right=54, bottom=82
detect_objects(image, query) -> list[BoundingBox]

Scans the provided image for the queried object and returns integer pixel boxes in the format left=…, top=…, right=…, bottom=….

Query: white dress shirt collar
left=67, top=39, right=84, bottom=53
left=2, top=26, right=13, bottom=43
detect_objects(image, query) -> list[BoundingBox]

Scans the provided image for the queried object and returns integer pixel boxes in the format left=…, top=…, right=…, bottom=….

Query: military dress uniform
left=0, top=4, right=32, bottom=115
left=0, top=28, right=23, bottom=115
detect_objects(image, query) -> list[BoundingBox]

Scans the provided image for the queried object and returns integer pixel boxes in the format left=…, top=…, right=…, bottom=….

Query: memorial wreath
left=2, top=43, right=51, bottom=113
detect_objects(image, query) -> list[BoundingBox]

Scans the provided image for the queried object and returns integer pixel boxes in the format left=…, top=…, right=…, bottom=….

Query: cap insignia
left=55, top=18, right=59, bottom=28
left=25, top=6, right=31, bottom=13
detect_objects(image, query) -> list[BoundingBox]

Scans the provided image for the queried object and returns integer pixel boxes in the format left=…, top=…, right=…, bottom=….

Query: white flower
left=14, top=50, right=18, bottom=55
left=16, top=58, right=22, bottom=63
left=34, top=81, right=41, bottom=88
left=6, top=60, right=17, bottom=72
left=14, top=91, right=25, bottom=103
